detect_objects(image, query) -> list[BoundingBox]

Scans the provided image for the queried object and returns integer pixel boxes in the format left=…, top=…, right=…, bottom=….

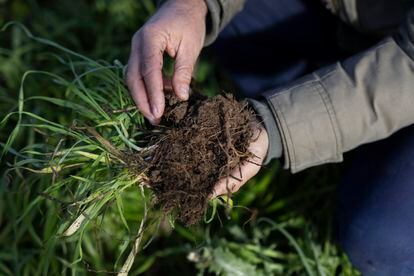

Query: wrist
left=193, top=0, right=208, bottom=15
left=247, top=98, right=283, bottom=164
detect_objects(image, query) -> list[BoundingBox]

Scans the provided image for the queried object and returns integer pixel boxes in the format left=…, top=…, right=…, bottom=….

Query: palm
left=212, top=125, right=269, bottom=197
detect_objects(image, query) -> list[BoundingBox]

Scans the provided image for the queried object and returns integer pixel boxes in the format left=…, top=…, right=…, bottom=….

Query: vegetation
left=0, top=1, right=359, bottom=275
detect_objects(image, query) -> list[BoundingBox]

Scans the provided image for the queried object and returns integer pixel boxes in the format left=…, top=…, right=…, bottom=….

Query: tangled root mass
left=147, top=92, right=255, bottom=225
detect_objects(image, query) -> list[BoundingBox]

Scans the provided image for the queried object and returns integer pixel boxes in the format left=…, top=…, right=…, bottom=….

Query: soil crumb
left=147, top=92, right=256, bottom=225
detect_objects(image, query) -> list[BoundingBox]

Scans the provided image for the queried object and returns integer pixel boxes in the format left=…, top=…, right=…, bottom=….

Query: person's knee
left=339, top=218, right=414, bottom=275
left=337, top=125, right=414, bottom=275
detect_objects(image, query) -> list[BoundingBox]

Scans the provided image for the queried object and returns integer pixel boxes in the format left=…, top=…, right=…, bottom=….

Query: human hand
left=212, top=124, right=269, bottom=197
left=126, top=0, right=207, bottom=124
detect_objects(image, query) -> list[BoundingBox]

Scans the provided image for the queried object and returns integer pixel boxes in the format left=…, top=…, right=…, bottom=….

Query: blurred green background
left=0, top=0, right=359, bottom=275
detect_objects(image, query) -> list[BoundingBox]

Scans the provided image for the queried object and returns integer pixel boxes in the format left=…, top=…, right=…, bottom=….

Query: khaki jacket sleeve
left=203, top=0, right=245, bottom=45
left=263, top=10, right=414, bottom=173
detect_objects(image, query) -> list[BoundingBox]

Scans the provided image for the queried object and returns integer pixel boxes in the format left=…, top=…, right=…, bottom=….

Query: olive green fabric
left=321, top=0, right=410, bottom=34
left=263, top=11, right=414, bottom=172
left=202, top=0, right=414, bottom=172
left=203, top=0, right=245, bottom=45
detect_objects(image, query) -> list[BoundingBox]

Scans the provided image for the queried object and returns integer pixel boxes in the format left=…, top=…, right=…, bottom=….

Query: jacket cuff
left=263, top=74, right=343, bottom=173
left=204, top=0, right=245, bottom=46
left=247, top=99, right=283, bottom=164
left=204, top=0, right=221, bottom=46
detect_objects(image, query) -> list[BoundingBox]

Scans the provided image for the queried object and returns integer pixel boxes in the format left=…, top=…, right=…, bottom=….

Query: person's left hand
left=212, top=124, right=269, bottom=197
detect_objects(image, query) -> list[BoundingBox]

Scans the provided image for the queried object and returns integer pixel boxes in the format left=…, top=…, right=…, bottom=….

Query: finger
left=126, top=42, right=157, bottom=123
left=212, top=160, right=262, bottom=198
left=211, top=127, right=268, bottom=198
left=141, top=37, right=166, bottom=120
left=130, top=76, right=160, bottom=125
left=172, top=43, right=197, bottom=101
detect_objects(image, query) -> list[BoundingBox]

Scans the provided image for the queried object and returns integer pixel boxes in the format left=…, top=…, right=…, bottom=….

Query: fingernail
left=148, top=116, right=158, bottom=125
left=151, top=105, right=161, bottom=118
left=178, top=85, right=189, bottom=100
left=148, top=118, right=156, bottom=125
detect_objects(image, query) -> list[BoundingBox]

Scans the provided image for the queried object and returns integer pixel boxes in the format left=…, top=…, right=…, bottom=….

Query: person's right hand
left=126, top=0, right=207, bottom=124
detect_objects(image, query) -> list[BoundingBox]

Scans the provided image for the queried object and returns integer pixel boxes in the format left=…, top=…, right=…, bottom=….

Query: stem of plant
left=118, top=184, right=148, bottom=276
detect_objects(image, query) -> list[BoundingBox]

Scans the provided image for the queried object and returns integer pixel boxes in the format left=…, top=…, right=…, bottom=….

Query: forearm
left=255, top=9, right=414, bottom=173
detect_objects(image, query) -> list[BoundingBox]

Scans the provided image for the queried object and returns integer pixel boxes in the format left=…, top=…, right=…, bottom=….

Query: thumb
left=172, top=46, right=198, bottom=100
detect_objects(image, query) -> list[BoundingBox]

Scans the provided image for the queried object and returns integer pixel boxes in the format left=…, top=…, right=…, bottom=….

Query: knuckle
left=141, top=64, right=161, bottom=79
left=175, top=65, right=193, bottom=82
left=131, top=30, right=143, bottom=46
left=141, top=57, right=162, bottom=78
left=140, top=26, right=153, bottom=40
left=142, top=24, right=169, bottom=43
left=133, top=24, right=162, bottom=47
left=142, top=22, right=158, bottom=34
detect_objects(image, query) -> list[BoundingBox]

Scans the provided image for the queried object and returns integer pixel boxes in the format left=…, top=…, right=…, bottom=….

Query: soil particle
left=147, top=92, right=256, bottom=225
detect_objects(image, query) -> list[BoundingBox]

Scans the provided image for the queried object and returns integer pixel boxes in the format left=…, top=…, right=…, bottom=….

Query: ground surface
left=0, top=1, right=359, bottom=275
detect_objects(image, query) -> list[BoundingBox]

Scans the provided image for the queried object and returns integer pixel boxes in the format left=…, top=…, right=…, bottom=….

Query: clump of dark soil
left=148, top=91, right=256, bottom=225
